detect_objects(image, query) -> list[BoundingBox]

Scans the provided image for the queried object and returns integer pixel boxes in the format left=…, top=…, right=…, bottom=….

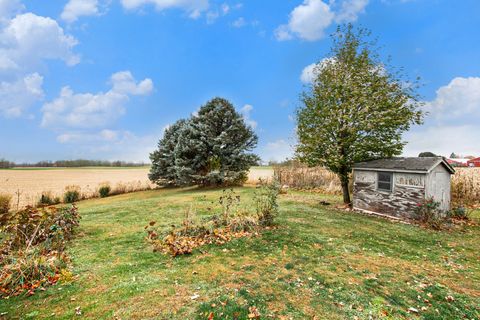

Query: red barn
left=467, top=157, right=480, bottom=167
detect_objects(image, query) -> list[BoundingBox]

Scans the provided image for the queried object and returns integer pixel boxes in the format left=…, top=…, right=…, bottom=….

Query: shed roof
left=353, top=157, right=455, bottom=174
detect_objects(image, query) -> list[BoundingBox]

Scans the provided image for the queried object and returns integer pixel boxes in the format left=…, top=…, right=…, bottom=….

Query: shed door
left=434, top=172, right=449, bottom=210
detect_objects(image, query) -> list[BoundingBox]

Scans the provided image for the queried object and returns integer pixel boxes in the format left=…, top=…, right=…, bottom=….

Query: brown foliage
left=0, top=205, right=80, bottom=297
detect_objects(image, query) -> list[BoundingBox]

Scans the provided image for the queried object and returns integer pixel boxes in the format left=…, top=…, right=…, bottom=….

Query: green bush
left=63, top=185, right=80, bottom=203
left=98, top=184, right=111, bottom=198
left=0, top=193, right=11, bottom=214
left=448, top=206, right=469, bottom=220
left=254, top=180, right=280, bottom=226
left=38, top=192, right=60, bottom=206
left=414, top=198, right=443, bottom=229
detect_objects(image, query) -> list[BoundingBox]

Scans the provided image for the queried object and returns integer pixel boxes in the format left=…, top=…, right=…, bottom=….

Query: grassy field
left=0, top=167, right=273, bottom=209
left=1, top=188, right=479, bottom=319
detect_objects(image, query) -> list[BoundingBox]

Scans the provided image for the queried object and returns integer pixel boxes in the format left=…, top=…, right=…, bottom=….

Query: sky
left=0, top=0, right=479, bottom=163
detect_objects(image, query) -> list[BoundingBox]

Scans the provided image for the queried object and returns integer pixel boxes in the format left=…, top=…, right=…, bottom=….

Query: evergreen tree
left=149, top=98, right=259, bottom=187
left=148, top=119, right=187, bottom=186
left=296, top=25, right=423, bottom=205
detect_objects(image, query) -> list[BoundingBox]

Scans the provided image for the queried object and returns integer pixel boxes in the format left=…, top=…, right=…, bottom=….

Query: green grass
left=1, top=188, right=479, bottom=319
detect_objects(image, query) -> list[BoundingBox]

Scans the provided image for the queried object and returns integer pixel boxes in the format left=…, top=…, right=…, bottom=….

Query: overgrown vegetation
left=0, top=193, right=12, bottom=214
left=38, top=192, right=61, bottom=207
left=274, top=162, right=342, bottom=194
left=145, top=182, right=280, bottom=256
left=452, top=168, right=480, bottom=207
left=63, top=185, right=81, bottom=203
left=0, top=205, right=80, bottom=297
left=414, top=198, right=473, bottom=230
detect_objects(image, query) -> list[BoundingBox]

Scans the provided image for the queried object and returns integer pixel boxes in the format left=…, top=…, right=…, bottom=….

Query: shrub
left=38, top=192, right=60, bottom=207
left=448, top=206, right=470, bottom=221
left=0, top=193, right=12, bottom=214
left=98, top=183, right=111, bottom=198
left=0, top=205, right=80, bottom=297
left=414, top=198, right=444, bottom=230
left=254, top=180, right=280, bottom=226
left=63, top=185, right=80, bottom=203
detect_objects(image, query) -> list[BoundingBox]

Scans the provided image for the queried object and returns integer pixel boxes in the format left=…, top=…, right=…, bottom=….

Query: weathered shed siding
left=353, top=170, right=425, bottom=219
left=425, top=165, right=451, bottom=211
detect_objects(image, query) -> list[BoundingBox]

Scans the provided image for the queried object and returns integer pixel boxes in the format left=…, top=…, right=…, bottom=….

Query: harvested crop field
left=0, top=167, right=274, bottom=209
left=0, top=168, right=154, bottom=209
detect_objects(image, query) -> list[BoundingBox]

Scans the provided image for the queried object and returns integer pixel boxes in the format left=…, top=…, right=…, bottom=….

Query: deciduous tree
left=296, top=25, right=423, bottom=205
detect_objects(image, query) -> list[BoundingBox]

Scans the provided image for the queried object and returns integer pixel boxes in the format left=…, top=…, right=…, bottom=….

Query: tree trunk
left=340, top=174, right=351, bottom=206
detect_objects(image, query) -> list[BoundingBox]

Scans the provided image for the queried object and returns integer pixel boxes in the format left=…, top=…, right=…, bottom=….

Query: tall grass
left=452, top=168, right=480, bottom=207
left=274, top=163, right=341, bottom=194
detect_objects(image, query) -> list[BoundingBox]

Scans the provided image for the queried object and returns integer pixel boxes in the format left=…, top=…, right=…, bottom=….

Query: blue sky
left=1, top=0, right=479, bottom=163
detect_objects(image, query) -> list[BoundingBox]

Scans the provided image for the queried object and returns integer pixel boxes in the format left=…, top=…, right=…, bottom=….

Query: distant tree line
left=0, top=159, right=147, bottom=168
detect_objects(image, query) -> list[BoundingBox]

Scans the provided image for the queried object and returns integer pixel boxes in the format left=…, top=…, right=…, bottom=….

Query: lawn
left=1, top=187, right=479, bottom=319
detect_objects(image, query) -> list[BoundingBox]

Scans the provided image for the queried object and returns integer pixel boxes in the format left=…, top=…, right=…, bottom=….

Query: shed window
left=377, top=172, right=393, bottom=192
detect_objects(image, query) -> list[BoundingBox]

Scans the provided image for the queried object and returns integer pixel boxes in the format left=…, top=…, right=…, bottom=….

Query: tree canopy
left=296, top=24, right=424, bottom=204
left=149, top=97, right=259, bottom=187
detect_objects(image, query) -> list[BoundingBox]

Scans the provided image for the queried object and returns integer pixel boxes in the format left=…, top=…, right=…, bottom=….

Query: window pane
left=378, top=172, right=392, bottom=183
left=378, top=182, right=392, bottom=191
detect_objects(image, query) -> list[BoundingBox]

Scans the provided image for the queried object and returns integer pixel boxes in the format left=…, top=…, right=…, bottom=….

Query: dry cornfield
left=451, top=167, right=480, bottom=207
left=274, top=165, right=342, bottom=194
left=0, top=168, right=155, bottom=209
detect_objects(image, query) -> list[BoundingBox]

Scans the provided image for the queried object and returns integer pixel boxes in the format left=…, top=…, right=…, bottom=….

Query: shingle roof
left=353, top=157, right=455, bottom=174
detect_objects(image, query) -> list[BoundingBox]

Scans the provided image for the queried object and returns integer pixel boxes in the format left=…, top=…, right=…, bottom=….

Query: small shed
left=352, top=157, right=455, bottom=220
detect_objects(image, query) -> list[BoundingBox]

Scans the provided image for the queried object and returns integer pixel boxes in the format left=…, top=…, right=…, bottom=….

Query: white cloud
left=240, top=104, right=257, bottom=129
left=403, top=125, right=480, bottom=157
left=0, top=7, right=79, bottom=118
left=335, top=0, right=368, bottom=23
left=424, top=77, right=480, bottom=119
left=0, top=73, right=43, bottom=117
left=41, top=71, right=153, bottom=129
left=275, top=0, right=368, bottom=42
left=61, top=0, right=100, bottom=23
left=0, top=0, right=24, bottom=23
left=403, top=76, right=480, bottom=157
left=120, top=0, right=209, bottom=18
left=300, top=58, right=336, bottom=83
left=1, top=13, right=80, bottom=72
left=262, top=139, right=294, bottom=162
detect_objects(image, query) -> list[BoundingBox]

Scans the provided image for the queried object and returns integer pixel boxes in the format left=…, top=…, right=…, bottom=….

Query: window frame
left=377, top=171, right=393, bottom=193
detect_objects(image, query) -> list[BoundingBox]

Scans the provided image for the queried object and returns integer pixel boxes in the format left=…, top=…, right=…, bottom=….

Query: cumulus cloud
left=0, top=5, right=79, bottom=118
left=275, top=0, right=368, bottom=41
left=61, top=0, right=100, bottom=23
left=0, top=0, right=24, bottom=23
left=1, top=13, right=79, bottom=72
left=424, top=77, right=480, bottom=119
left=120, top=0, right=209, bottom=18
left=0, top=73, right=43, bottom=117
left=240, top=104, right=257, bottom=129
left=404, top=76, right=480, bottom=157
left=41, top=71, right=153, bottom=129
